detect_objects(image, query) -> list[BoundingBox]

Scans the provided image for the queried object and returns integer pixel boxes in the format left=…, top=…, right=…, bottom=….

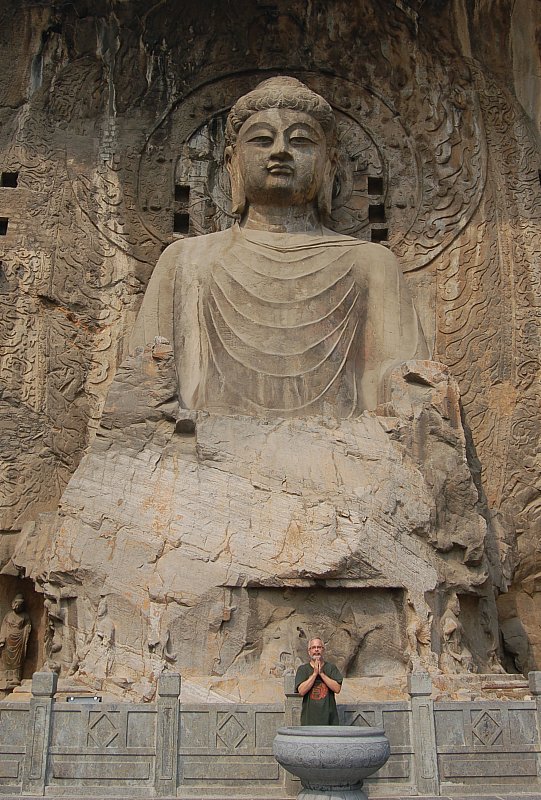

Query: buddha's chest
left=189, top=248, right=366, bottom=415
left=204, top=248, right=364, bottom=346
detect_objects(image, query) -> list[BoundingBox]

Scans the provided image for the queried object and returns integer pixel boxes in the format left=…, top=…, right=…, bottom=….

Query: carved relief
left=135, top=69, right=485, bottom=274
left=0, top=0, right=539, bottom=686
left=0, top=594, right=31, bottom=690
left=77, top=598, right=116, bottom=684
left=405, top=598, right=437, bottom=673
left=439, top=594, right=475, bottom=675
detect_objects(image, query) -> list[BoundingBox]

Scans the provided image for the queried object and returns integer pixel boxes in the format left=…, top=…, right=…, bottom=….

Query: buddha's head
left=12, top=594, right=25, bottom=612
left=224, top=76, right=338, bottom=222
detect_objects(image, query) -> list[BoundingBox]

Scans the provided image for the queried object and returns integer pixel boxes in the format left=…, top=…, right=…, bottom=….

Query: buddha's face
left=231, top=108, right=328, bottom=208
left=12, top=596, right=24, bottom=612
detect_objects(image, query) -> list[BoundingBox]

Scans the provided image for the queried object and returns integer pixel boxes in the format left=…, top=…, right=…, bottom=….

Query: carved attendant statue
left=131, top=77, right=427, bottom=417
left=0, top=594, right=31, bottom=690
left=439, top=593, right=475, bottom=674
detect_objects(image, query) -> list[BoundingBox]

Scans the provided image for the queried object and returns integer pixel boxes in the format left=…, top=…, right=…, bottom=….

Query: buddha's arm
left=99, top=242, right=183, bottom=431
left=129, top=241, right=182, bottom=352
left=356, top=245, right=429, bottom=409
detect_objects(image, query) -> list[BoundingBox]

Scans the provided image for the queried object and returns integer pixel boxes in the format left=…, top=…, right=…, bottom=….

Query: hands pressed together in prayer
left=297, top=638, right=342, bottom=697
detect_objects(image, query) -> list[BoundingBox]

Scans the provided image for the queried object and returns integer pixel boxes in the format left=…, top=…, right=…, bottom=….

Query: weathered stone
left=0, top=594, right=31, bottom=690
left=30, top=671, right=57, bottom=698
left=273, top=725, right=390, bottom=799
left=11, top=355, right=498, bottom=700
left=6, top=78, right=505, bottom=697
left=0, top=0, right=540, bottom=692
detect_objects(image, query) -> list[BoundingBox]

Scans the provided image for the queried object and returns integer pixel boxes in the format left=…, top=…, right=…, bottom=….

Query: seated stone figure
left=131, top=76, right=428, bottom=418
left=19, top=78, right=495, bottom=699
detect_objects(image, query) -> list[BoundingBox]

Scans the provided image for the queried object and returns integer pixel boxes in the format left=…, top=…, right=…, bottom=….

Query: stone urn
left=273, top=725, right=390, bottom=800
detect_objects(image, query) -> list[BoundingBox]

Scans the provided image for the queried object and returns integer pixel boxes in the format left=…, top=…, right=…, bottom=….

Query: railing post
left=528, top=671, right=541, bottom=781
left=22, top=671, right=57, bottom=796
left=408, top=671, right=440, bottom=796
left=155, top=672, right=181, bottom=797
left=282, top=675, right=302, bottom=797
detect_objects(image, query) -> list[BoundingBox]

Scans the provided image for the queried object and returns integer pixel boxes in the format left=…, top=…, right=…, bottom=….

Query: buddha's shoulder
left=322, top=228, right=398, bottom=261
left=160, top=229, right=234, bottom=263
left=327, top=236, right=402, bottom=286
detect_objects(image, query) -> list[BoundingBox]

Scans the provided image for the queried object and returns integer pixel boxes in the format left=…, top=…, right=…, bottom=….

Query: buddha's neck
left=241, top=204, right=323, bottom=234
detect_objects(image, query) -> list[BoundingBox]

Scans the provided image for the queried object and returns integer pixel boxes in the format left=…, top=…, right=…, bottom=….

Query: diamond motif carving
left=216, top=713, right=247, bottom=749
left=471, top=710, right=502, bottom=746
left=88, top=713, right=119, bottom=747
left=349, top=711, right=375, bottom=728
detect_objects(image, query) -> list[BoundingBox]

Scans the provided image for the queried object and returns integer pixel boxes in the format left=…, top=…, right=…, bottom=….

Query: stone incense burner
left=273, top=725, right=391, bottom=799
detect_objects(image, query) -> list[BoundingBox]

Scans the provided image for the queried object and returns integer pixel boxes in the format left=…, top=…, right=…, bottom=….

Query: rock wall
left=11, top=356, right=502, bottom=699
left=1, top=0, right=540, bottom=683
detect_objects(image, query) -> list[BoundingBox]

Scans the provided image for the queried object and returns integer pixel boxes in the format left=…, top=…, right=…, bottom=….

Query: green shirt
left=294, top=661, right=343, bottom=725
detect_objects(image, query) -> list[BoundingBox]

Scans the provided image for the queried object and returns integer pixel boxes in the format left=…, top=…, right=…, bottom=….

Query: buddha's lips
left=267, top=164, right=293, bottom=174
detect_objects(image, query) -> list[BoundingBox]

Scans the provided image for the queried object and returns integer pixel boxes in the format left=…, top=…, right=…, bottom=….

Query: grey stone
left=30, top=671, right=57, bottom=697
left=408, top=672, right=433, bottom=697
left=273, top=725, right=390, bottom=799
left=157, top=672, right=181, bottom=698
left=528, top=671, right=541, bottom=695
left=2, top=683, right=541, bottom=797
left=409, top=678, right=439, bottom=796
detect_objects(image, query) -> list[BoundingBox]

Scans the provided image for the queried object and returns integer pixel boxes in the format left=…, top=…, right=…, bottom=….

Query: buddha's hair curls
left=225, top=76, right=336, bottom=147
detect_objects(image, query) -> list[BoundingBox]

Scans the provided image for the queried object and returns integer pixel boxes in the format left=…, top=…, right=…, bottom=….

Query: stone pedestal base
left=12, top=360, right=499, bottom=698
left=299, top=786, right=367, bottom=800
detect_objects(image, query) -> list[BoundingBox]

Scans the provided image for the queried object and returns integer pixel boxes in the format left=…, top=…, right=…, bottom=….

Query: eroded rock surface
left=12, top=353, right=500, bottom=699
left=1, top=0, right=540, bottom=683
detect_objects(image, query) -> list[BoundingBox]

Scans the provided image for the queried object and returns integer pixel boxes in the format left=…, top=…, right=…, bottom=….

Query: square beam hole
left=1, top=172, right=18, bottom=188
left=0, top=218, right=8, bottom=235
left=371, top=227, right=388, bottom=243
left=367, top=176, right=384, bottom=195
left=175, top=184, right=190, bottom=203
left=173, top=212, right=190, bottom=235
left=369, top=203, right=386, bottom=223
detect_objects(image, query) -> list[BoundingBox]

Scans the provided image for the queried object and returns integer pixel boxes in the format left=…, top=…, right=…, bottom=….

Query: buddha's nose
left=269, top=134, right=290, bottom=159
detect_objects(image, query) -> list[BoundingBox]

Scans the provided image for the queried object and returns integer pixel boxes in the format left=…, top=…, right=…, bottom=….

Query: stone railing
left=0, top=671, right=540, bottom=797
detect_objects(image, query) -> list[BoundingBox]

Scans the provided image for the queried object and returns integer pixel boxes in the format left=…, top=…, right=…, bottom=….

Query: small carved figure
left=77, top=597, right=115, bottom=682
left=439, top=593, right=475, bottom=674
left=43, top=596, right=64, bottom=672
left=95, top=597, right=115, bottom=647
left=0, top=594, right=31, bottom=690
left=150, top=628, right=178, bottom=665
left=480, top=596, right=506, bottom=673
left=405, top=598, right=435, bottom=672
left=270, top=650, right=296, bottom=677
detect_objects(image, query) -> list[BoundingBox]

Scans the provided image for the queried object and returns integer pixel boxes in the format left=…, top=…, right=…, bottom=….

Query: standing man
left=295, top=637, right=343, bottom=725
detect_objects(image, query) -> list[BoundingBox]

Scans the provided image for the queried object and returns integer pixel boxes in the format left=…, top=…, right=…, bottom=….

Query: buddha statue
left=131, top=77, right=427, bottom=418
left=38, top=79, right=495, bottom=697
left=0, top=594, right=31, bottom=690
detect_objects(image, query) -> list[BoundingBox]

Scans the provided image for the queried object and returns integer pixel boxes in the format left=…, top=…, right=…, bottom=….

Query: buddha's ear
left=224, top=145, right=246, bottom=217
left=317, top=149, right=338, bottom=224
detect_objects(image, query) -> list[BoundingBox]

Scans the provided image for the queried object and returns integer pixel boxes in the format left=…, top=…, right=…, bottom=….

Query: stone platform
left=1, top=671, right=541, bottom=799
left=12, top=360, right=505, bottom=703
left=1, top=793, right=541, bottom=799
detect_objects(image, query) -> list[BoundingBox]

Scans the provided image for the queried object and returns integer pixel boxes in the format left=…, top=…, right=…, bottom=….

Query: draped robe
left=131, top=225, right=428, bottom=418
left=0, top=608, right=31, bottom=687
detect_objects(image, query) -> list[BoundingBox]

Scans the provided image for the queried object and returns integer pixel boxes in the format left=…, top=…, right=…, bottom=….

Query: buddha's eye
left=289, top=135, right=314, bottom=146
left=247, top=135, right=273, bottom=145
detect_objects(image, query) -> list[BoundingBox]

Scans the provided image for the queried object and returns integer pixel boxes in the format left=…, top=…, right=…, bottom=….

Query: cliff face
left=0, top=0, right=540, bottom=684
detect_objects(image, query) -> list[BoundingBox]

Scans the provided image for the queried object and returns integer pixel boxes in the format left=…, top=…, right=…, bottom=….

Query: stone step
left=2, top=795, right=541, bottom=800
